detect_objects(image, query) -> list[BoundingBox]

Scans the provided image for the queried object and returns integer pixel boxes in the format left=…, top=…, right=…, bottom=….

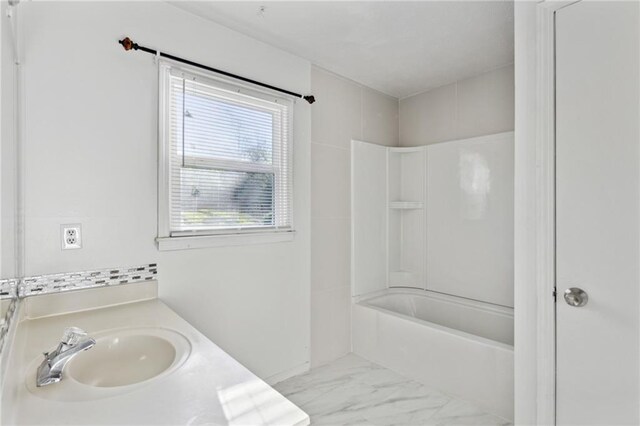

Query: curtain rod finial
left=303, top=95, right=316, bottom=104
left=119, top=37, right=137, bottom=51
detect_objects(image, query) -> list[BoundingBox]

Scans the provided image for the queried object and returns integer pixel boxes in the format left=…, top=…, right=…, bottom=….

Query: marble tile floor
left=274, top=354, right=512, bottom=426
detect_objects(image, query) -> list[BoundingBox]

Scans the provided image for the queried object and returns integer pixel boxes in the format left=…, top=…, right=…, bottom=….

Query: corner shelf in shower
left=389, top=201, right=424, bottom=209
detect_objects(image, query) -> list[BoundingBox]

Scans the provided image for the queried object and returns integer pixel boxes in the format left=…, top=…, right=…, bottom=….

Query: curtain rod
left=118, top=37, right=316, bottom=104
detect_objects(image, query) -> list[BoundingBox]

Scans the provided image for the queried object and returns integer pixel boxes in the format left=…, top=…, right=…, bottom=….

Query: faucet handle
left=61, top=327, right=88, bottom=346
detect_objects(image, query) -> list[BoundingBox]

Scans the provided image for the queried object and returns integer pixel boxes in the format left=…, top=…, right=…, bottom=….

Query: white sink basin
left=26, top=327, right=191, bottom=401
left=68, top=333, right=176, bottom=387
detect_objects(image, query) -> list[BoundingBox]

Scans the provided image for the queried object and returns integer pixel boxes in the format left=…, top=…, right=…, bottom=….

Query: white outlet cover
left=61, top=224, right=82, bottom=250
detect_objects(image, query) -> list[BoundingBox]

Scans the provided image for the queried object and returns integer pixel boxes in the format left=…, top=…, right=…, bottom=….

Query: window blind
left=165, top=66, right=293, bottom=236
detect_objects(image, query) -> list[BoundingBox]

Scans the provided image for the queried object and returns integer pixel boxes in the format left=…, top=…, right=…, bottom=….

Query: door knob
left=564, top=287, right=588, bottom=307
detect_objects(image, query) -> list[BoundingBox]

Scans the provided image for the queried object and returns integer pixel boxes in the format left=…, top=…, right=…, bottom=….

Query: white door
left=556, top=1, right=640, bottom=425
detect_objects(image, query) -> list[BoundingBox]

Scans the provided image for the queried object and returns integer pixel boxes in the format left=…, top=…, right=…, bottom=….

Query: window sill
left=156, top=231, right=295, bottom=251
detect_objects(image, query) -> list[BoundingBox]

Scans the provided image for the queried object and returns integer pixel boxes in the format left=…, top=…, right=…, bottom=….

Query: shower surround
left=350, top=132, right=514, bottom=420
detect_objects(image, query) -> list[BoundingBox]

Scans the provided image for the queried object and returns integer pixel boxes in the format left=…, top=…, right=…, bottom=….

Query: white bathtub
left=352, top=289, right=514, bottom=420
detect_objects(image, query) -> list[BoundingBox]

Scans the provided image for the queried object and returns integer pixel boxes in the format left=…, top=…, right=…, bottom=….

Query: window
left=157, top=62, right=294, bottom=249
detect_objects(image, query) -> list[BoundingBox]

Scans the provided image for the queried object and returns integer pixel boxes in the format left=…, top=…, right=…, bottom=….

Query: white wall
left=310, top=66, right=397, bottom=367
left=1, top=1, right=17, bottom=279
left=399, top=64, right=514, bottom=146
left=19, top=1, right=310, bottom=381
left=513, top=2, right=539, bottom=424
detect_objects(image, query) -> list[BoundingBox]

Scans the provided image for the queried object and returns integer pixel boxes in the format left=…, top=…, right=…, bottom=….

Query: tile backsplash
left=0, top=263, right=158, bottom=361
left=0, top=279, right=18, bottom=300
left=18, top=263, right=158, bottom=297
left=0, top=297, right=18, bottom=356
left=0, top=279, right=19, bottom=357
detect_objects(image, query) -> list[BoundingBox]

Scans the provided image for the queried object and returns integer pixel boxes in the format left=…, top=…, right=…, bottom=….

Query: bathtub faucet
left=36, top=326, right=96, bottom=387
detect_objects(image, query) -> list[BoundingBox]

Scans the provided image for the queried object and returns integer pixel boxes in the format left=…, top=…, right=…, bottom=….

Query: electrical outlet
left=61, top=224, right=82, bottom=250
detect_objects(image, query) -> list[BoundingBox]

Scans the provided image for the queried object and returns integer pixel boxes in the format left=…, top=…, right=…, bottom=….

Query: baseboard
left=265, top=361, right=310, bottom=385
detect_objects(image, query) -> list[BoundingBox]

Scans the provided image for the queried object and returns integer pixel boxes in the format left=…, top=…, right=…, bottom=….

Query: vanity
left=1, top=281, right=310, bottom=426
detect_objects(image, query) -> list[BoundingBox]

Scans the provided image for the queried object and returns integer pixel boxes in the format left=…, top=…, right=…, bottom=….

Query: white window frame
left=156, top=60, right=295, bottom=250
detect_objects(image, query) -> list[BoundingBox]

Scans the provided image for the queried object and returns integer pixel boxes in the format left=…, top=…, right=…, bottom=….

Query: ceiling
left=170, top=1, right=514, bottom=99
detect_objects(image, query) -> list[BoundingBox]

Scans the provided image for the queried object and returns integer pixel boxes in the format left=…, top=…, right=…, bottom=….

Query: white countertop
left=1, top=282, right=309, bottom=426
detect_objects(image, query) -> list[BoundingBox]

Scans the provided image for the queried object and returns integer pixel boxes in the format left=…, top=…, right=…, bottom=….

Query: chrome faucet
left=36, top=327, right=96, bottom=387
